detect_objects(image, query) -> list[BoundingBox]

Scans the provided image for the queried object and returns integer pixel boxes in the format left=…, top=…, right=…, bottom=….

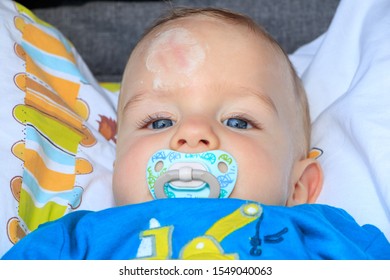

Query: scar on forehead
left=145, top=27, right=205, bottom=89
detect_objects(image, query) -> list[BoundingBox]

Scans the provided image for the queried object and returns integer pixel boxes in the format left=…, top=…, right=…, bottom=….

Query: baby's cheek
left=113, top=146, right=146, bottom=202
left=113, top=166, right=149, bottom=205
left=233, top=144, right=288, bottom=203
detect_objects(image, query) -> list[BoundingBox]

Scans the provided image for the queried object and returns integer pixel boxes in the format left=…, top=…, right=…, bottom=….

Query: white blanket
left=290, top=0, right=390, bottom=239
left=1, top=0, right=389, bottom=258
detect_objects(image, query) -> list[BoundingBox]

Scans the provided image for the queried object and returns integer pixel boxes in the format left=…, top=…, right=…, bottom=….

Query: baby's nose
left=169, top=117, right=220, bottom=152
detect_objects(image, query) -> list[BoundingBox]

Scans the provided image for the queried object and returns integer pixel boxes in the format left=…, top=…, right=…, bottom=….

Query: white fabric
left=1, top=0, right=389, bottom=257
left=290, top=0, right=390, bottom=239
left=0, top=0, right=116, bottom=257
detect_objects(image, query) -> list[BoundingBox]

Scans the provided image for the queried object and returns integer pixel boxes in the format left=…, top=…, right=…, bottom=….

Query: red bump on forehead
left=145, top=27, right=205, bottom=89
left=151, top=35, right=192, bottom=72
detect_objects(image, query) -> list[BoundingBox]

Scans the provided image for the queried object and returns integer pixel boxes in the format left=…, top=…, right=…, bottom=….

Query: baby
left=2, top=7, right=389, bottom=260
left=113, top=7, right=323, bottom=206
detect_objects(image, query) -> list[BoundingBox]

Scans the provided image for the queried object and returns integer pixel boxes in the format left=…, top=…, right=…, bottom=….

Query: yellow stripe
left=19, top=188, right=68, bottom=231
left=99, top=82, right=121, bottom=93
left=14, top=3, right=53, bottom=28
left=13, top=105, right=82, bottom=154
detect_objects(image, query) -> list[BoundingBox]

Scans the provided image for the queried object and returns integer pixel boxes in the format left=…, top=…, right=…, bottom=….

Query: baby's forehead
left=139, top=14, right=269, bottom=50
left=125, top=15, right=293, bottom=94
left=133, top=15, right=286, bottom=74
left=149, top=13, right=237, bottom=33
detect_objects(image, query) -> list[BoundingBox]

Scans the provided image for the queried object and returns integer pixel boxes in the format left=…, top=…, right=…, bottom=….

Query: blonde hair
left=128, top=7, right=311, bottom=158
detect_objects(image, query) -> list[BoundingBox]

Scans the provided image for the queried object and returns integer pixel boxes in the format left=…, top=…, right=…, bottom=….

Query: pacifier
left=146, top=149, right=238, bottom=199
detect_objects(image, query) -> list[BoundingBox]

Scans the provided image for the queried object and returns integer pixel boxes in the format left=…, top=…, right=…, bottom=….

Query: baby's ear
left=287, top=158, right=323, bottom=206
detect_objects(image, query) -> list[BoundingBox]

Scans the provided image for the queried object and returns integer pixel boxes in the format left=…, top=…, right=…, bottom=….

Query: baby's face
left=114, top=16, right=300, bottom=205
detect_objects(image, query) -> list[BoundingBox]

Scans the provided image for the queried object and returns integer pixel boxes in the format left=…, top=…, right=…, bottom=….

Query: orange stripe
left=26, top=56, right=80, bottom=108
left=25, top=91, right=84, bottom=132
left=23, top=24, right=76, bottom=64
left=24, top=149, right=75, bottom=192
left=26, top=76, right=68, bottom=108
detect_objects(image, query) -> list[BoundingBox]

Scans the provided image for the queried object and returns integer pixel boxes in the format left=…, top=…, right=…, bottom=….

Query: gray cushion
left=31, top=0, right=340, bottom=82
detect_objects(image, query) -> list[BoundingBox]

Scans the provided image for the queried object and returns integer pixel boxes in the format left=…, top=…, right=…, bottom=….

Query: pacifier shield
left=146, top=149, right=238, bottom=199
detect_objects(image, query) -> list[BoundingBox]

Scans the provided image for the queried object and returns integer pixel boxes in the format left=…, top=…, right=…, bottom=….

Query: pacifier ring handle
left=154, top=168, right=220, bottom=199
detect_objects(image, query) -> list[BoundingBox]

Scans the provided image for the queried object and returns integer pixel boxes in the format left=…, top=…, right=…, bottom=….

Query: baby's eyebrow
left=121, top=90, right=161, bottom=113
left=238, top=87, right=278, bottom=115
left=121, top=87, right=278, bottom=115
left=123, top=92, right=147, bottom=110
left=122, top=88, right=182, bottom=113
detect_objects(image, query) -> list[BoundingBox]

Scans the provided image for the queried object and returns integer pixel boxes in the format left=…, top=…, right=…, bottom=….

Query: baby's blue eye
left=224, top=118, right=252, bottom=129
left=150, top=119, right=174, bottom=129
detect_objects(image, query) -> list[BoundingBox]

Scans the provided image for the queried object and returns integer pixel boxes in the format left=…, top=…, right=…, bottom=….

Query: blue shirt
left=2, top=199, right=390, bottom=259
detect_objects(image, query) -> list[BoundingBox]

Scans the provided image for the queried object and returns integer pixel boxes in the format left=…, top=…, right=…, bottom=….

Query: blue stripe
left=21, top=41, right=84, bottom=80
left=23, top=170, right=83, bottom=208
left=25, top=125, right=75, bottom=166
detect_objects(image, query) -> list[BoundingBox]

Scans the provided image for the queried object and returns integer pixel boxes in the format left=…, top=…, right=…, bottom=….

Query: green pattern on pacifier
left=146, top=149, right=238, bottom=199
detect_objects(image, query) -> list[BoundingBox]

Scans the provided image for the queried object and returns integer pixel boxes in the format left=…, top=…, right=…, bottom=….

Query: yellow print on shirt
left=135, top=203, right=262, bottom=259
